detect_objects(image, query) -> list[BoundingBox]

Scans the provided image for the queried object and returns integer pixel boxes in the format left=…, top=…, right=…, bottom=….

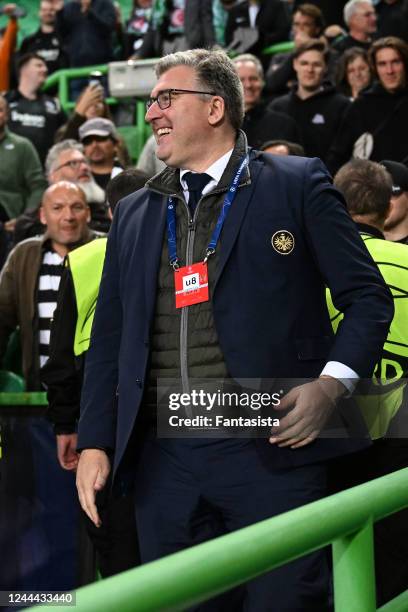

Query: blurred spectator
left=270, top=39, right=351, bottom=161
left=327, top=37, right=408, bottom=172
left=293, top=0, right=346, bottom=27
left=137, top=0, right=215, bottom=58
left=232, top=53, right=301, bottom=148
left=18, top=0, right=68, bottom=76
left=225, top=0, right=290, bottom=57
left=55, top=0, right=116, bottom=69
left=336, top=47, right=373, bottom=99
left=0, top=3, right=19, bottom=90
left=0, top=182, right=93, bottom=390
left=265, top=4, right=338, bottom=96
left=260, top=139, right=305, bottom=155
left=55, top=84, right=130, bottom=168
left=13, top=140, right=110, bottom=242
left=332, top=0, right=377, bottom=55
left=136, top=133, right=165, bottom=177
left=0, top=95, right=46, bottom=233
left=324, top=24, right=347, bottom=46
left=124, top=0, right=152, bottom=57
left=382, top=159, right=408, bottom=244
left=376, top=0, right=408, bottom=42
left=6, top=53, right=65, bottom=165
left=79, top=118, right=123, bottom=190
left=47, top=139, right=110, bottom=232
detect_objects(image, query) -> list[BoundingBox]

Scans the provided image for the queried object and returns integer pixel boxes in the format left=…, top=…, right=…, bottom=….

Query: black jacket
left=56, top=0, right=116, bottom=67
left=225, top=0, right=290, bottom=56
left=270, top=85, right=351, bottom=162
left=327, top=82, right=408, bottom=173
left=138, top=0, right=215, bottom=59
left=242, top=100, right=301, bottom=149
left=42, top=268, right=81, bottom=434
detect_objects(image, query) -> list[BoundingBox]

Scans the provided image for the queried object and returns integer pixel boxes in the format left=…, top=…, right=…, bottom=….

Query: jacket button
left=135, top=378, right=143, bottom=388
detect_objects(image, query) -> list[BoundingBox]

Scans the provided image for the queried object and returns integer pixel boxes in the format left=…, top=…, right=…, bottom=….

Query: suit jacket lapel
left=214, top=159, right=263, bottom=292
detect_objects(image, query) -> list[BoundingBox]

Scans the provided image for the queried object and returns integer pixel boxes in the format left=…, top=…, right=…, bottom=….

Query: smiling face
left=375, top=47, right=406, bottom=93
left=235, top=61, right=263, bottom=112
left=145, top=65, right=221, bottom=170
left=39, top=183, right=90, bottom=254
left=346, top=55, right=371, bottom=94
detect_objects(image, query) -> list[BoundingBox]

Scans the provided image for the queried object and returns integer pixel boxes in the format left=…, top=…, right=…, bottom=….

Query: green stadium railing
left=27, top=466, right=408, bottom=612
left=262, top=41, right=295, bottom=56
left=43, top=64, right=152, bottom=162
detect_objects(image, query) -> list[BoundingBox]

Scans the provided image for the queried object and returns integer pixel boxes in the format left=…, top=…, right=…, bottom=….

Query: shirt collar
left=179, top=149, right=234, bottom=196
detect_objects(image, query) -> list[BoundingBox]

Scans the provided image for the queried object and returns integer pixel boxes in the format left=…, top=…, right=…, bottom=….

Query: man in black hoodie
left=327, top=36, right=408, bottom=173
left=270, top=39, right=351, bottom=162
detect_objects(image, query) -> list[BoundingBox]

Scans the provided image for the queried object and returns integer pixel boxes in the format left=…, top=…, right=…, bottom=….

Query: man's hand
left=4, top=218, right=16, bottom=232
left=75, top=84, right=103, bottom=116
left=269, top=377, right=346, bottom=449
left=56, top=433, right=79, bottom=470
left=76, top=449, right=110, bottom=527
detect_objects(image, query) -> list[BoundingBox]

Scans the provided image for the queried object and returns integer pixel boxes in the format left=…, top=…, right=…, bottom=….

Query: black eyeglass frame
left=146, top=88, right=217, bottom=111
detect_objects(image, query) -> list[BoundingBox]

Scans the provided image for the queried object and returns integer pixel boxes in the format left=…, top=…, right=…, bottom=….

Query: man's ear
left=208, top=96, right=226, bottom=126
left=39, top=206, right=47, bottom=226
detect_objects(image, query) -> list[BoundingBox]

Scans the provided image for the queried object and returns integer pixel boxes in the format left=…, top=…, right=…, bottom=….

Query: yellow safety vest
left=68, top=238, right=107, bottom=357
left=326, top=233, right=408, bottom=439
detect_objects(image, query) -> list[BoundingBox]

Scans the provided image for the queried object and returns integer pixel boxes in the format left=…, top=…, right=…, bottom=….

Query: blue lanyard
left=166, top=154, right=249, bottom=269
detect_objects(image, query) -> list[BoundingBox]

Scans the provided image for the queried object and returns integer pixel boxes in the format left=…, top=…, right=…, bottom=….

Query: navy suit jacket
left=78, top=152, right=393, bottom=475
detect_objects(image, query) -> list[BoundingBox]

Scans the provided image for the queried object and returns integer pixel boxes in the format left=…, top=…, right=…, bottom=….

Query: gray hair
left=155, top=48, right=244, bottom=132
left=232, top=53, right=264, bottom=80
left=45, top=139, right=84, bottom=177
left=344, top=0, right=373, bottom=26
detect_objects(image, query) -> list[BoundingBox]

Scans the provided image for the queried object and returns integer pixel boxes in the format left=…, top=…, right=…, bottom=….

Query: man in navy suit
left=76, top=49, right=393, bottom=610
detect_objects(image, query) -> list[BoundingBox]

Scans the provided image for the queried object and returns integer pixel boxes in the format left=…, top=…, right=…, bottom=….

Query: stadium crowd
left=0, top=0, right=408, bottom=607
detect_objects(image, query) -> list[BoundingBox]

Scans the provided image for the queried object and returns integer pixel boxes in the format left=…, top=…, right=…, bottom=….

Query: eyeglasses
left=54, top=159, right=88, bottom=171
left=146, top=88, right=217, bottom=111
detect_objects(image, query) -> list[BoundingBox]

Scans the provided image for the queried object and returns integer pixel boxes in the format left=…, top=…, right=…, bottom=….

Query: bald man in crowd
left=0, top=181, right=98, bottom=390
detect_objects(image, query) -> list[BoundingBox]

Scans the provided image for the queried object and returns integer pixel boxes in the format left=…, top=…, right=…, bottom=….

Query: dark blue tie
left=184, top=172, right=212, bottom=216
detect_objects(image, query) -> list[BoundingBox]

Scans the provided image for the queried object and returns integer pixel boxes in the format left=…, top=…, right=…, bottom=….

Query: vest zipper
left=179, top=198, right=203, bottom=415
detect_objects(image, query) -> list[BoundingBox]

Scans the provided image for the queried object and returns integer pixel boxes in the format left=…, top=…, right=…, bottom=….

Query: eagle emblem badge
left=271, top=231, right=295, bottom=255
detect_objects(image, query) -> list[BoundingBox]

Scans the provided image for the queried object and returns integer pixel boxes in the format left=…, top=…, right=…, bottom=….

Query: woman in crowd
left=336, top=47, right=373, bottom=100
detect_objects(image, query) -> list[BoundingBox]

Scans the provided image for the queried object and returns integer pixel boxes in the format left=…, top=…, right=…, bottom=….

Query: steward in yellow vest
left=329, top=159, right=408, bottom=607
left=69, top=237, right=107, bottom=357
left=328, top=160, right=407, bottom=440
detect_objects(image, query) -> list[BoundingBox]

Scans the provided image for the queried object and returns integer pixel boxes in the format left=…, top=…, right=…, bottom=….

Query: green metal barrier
left=43, top=64, right=151, bottom=162
left=30, top=467, right=408, bottom=612
left=262, top=41, right=295, bottom=56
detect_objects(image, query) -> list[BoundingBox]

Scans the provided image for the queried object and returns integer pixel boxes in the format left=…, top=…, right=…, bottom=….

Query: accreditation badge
left=174, top=261, right=209, bottom=308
